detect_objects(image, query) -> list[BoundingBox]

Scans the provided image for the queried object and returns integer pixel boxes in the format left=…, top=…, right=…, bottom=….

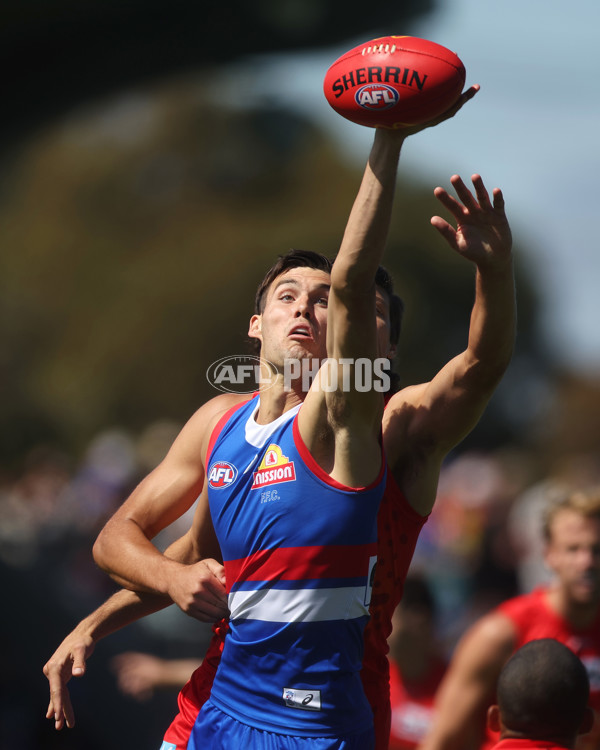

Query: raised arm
left=386, top=173, right=515, bottom=515
left=301, top=87, right=481, bottom=487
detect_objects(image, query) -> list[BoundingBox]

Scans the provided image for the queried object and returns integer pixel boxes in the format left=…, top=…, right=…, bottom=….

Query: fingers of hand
left=470, top=174, right=493, bottom=210
left=63, top=694, right=75, bottom=729
left=433, top=185, right=465, bottom=219
left=449, top=174, right=481, bottom=213
left=71, top=646, right=87, bottom=676
left=204, top=558, right=227, bottom=586
left=448, top=84, right=479, bottom=116
left=492, top=187, right=506, bottom=212
left=430, top=216, right=458, bottom=249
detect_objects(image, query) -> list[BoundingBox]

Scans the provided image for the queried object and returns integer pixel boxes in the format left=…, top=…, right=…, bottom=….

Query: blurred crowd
left=2, top=425, right=600, bottom=749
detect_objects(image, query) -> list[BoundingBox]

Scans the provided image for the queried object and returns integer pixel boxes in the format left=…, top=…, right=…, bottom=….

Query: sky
left=211, top=0, right=600, bottom=375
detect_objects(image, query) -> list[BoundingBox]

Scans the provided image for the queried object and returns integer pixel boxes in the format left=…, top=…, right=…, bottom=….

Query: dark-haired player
left=487, top=638, right=593, bottom=750
left=45, top=86, right=515, bottom=748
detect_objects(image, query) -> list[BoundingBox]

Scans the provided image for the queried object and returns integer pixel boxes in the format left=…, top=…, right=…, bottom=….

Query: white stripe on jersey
left=228, top=585, right=370, bottom=623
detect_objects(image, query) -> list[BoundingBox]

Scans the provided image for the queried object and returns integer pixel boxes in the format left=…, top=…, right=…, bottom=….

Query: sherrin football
left=323, top=36, right=466, bottom=128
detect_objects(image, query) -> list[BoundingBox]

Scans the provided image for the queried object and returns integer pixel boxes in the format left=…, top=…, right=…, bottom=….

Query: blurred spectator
left=388, top=575, right=447, bottom=750
left=111, top=652, right=199, bottom=702
left=411, top=450, right=530, bottom=646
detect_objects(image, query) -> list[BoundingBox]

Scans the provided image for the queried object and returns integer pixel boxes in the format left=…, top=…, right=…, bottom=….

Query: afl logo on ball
left=208, top=461, right=238, bottom=489
left=355, top=83, right=399, bottom=110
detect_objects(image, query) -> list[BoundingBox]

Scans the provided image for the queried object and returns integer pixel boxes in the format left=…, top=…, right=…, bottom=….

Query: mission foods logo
left=251, top=444, right=296, bottom=489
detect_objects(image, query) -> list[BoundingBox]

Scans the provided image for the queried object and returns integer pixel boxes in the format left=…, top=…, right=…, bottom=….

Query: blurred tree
left=0, top=80, right=545, bottom=466
left=0, top=0, right=434, bottom=149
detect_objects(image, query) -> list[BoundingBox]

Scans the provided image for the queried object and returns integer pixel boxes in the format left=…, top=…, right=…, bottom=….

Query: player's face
left=545, top=510, right=600, bottom=605
left=248, top=267, right=331, bottom=368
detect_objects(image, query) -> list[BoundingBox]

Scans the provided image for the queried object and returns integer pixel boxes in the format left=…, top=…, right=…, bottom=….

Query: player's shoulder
left=188, top=393, right=250, bottom=428
left=382, top=383, right=429, bottom=437
left=458, top=607, right=518, bottom=663
left=385, top=383, right=429, bottom=413
left=495, top=588, right=544, bottom=619
left=174, top=393, right=251, bottom=455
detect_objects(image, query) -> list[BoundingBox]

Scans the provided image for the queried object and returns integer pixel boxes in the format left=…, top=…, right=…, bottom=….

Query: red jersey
left=482, top=588, right=600, bottom=750
left=388, top=656, right=446, bottom=750
left=490, top=740, right=573, bottom=750
left=362, top=471, right=429, bottom=750
left=162, top=471, right=428, bottom=750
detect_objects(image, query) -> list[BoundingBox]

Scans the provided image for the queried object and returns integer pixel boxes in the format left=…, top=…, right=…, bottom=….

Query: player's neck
left=546, top=586, right=600, bottom=629
left=255, top=380, right=305, bottom=424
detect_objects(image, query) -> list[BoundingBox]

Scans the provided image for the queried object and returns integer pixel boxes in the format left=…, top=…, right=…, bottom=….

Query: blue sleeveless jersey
left=202, top=395, right=385, bottom=738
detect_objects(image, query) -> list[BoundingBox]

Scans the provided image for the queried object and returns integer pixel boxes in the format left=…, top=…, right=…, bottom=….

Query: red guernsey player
left=419, top=488, right=600, bottom=750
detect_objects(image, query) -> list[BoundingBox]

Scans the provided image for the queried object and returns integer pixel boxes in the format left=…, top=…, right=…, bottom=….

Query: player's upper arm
left=98, top=393, right=242, bottom=539
left=419, top=612, right=517, bottom=750
left=394, top=348, right=505, bottom=461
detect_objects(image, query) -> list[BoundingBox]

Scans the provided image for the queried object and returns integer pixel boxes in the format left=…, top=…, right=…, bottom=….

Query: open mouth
left=289, top=325, right=313, bottom=339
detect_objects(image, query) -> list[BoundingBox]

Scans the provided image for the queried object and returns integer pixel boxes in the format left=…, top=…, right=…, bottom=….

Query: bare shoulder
left=382, top=383, right=442, bottom=514
left=188, top=392, right=248, bottom=429
left=453, top=610, right=517, bottom=669
left=383, top=384, right=430, bottom=442
left=168, top=393, right=248, bottom=462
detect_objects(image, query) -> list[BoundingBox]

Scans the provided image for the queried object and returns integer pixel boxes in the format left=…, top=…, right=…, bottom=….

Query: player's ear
left=248, top=314, right=262, bottom=340
left=578, top=707, right=595, bottom=736
left=487, top=705, right=501, bottom=733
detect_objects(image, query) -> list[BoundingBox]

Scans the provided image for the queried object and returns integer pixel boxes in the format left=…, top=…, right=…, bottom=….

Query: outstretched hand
left=381, top=84, right=480, bottom=140
left=431, top=174, right=512, bottom=269
left=43, top=628, right=95, bottom=730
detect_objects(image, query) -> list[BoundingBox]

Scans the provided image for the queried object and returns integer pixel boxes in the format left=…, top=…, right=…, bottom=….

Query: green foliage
left=0, top=81, right=539, bottom=465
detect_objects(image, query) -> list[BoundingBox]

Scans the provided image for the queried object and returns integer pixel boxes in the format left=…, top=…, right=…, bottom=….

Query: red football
left=323, top=36, right=466, bottom=128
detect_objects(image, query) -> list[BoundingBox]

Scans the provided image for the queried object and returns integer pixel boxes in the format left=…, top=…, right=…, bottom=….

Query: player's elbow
left=92, top=523, right=118, bottom=575
left=464, top=346, right=512, bottom=391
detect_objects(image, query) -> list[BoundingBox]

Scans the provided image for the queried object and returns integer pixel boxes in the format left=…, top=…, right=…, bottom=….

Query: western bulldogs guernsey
left=201, top=395, right=386, bottom=738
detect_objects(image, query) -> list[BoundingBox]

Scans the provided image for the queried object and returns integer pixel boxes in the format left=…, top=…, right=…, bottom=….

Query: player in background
left=418, top=488, right=600, bottom=750
left=487, top=638, right=593, bottom=750
left=387, top=575, right=447, bottom=750
left=45, top=84, right=516, bottom=747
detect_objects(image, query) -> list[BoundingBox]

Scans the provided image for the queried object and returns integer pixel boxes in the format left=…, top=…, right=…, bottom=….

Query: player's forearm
left=333, top=128, right=404, bottom=289
left=77, top=588, right=173, bottom=644
left=93, top=519, right=187, bottom=596
left=466, top=258, right=516, bottom=381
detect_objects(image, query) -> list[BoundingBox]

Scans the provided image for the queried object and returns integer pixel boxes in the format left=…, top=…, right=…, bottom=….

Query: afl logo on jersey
left=208, top=461, right=238, bottom=489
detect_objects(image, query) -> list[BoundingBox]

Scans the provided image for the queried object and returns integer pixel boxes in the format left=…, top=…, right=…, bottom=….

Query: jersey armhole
left=205, top=396, right=255, bottom=468
left=292, top=413, right=386, bottom=491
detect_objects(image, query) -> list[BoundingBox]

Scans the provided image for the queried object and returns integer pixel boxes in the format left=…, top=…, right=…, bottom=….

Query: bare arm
left=298, top=127, right=406, bottom=486
left=111, top=652, right=199, bottom=701
left=302, top=87, right=481, bottom=487
left=44, top=526, right=227, bottom=731
left=419, top=612, right=517, bottom=750
left=92, top=393, right=241, bottom=598
left=43, top=587, right=171, bottom=730
left=387, top=174, right=515, bottom=515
